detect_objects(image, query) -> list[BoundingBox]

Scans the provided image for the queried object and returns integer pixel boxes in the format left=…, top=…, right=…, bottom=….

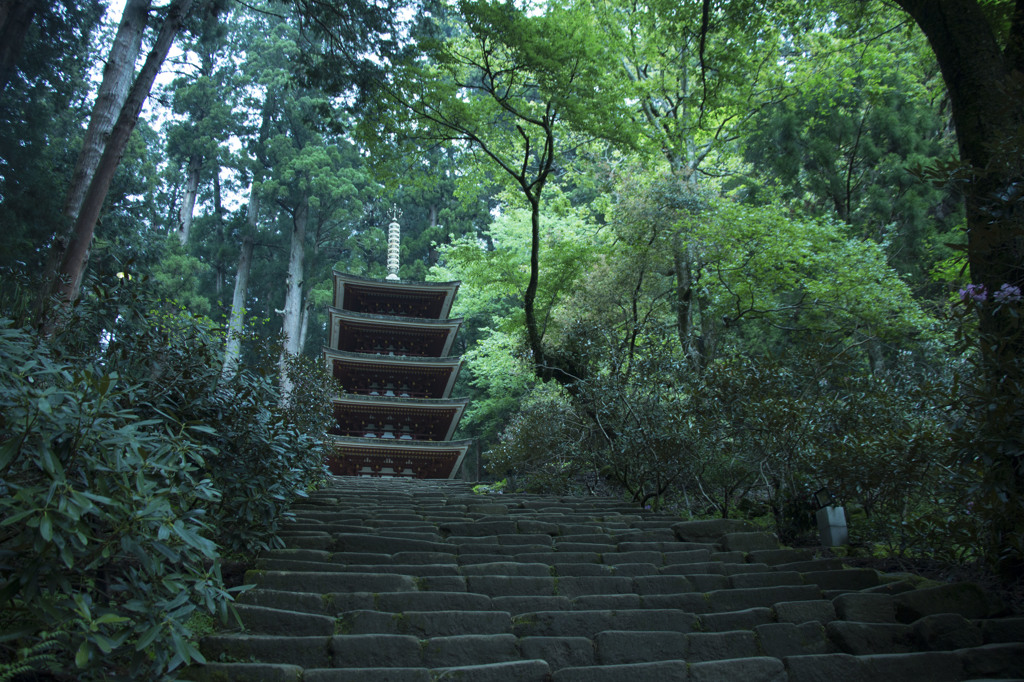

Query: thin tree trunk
left=177, top=153, right=201, bottom=245
left=222, top=181, right=260, bottom=379
left=278, top=198, right=309, bottom=402
left=51, top=0, right=195, bottom=308
left=297, top=299, right=311, bottom=359
left=222, top=235, right=254, bottom=380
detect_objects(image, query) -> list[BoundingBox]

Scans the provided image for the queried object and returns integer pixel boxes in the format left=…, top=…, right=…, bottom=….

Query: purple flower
left=959, top=283, right=988, bottom=303
left=993, top=283, right=1022, bottom=304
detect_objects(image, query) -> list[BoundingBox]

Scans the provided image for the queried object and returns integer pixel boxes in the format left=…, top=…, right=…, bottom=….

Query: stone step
left=186, top=478, right=1019, bottom=682
left=338, top=610, right=513, bottom=636
left=247, top=570, right=418, bottom=593
left=512, top=609, right=699, bottom=637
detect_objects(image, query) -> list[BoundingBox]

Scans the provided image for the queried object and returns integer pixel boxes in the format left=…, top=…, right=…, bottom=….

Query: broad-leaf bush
left=0, top=270, right=329, bottom=678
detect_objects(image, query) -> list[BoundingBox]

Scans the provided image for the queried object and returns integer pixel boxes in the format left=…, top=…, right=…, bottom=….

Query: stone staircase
left=183, top=477, right=1024, bottom=681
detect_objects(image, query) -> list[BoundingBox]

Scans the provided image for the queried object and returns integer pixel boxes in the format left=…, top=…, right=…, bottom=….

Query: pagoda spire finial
left=386, top=204, right=402, bottom=281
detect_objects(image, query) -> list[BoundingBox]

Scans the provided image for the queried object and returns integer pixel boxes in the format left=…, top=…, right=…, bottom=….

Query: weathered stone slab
left=603, top=550, right=663, bottom=566
left=181, top=662, right=305, bottom=682
left=685, top=574, right=730, bottom=592
left=709, top=551, right=747, bottom=563
left=689, top=656, right=787, bottom=682
left=708, top=585, right=822, bottom=611
left=391, top=551, right=459, bottom=565
left=558, top=542, right=617, bottom=553
left=957, top=642, right=1024, bottom=679
left=553, top=563, right=615, bottom=577
left=663, top=549, right=714, bottom=565
left=687, top=629, right=760, bottom=661
left=555, top=576, right=633, bottom=598
left=237, top=589, right=338, bottom=615
left=832, top=592, right=895, bottom=623
left=783, top=652, right=870, bottom=682
left=491, top=595, right=571, bottom=614
left=433, top=659, right=552, bottom=681
left=513, top=609, right=698, bottom=638
left=516, top=520, right=561, bottom=535
left=755, top=622, right=831, bottom=657
left=610, top=562, right=659, bottom=577
left=518, top=636, right=596, bottom=670
left=571, top=594, right=642, bottom=610
left=329, top=634, right=421, bottom=667
left=730, top=571, right=803, bottom=589
left=417, top=575, right=468, bottom=592
left=199, top=635, right=330, bottom=668
left=332, top=533, right=449, bottom=554
left=864, top=650, right=962, bottom=680
left=910, top=613, right=983, bottom=651
left=893, top=582, right=1001, bottom=622
left=420, top=634, right=519, bottom=667
left=253, top=571, right=416, bottom=594
left=304, top=668, right=431, bottom=682
left=466, top=575, right=556, bottom=597
left=460, top=562, right=551, bottom=577
left=235, top=604, right=336, bottom=636
left=375, top=591, right=492, bottom=612
left=773, top=599, right=836, bottom=625
left=825, top=621, right=913, bottom=655
left=441, top=521, right=518, bottom=537
left=699, top=607, right=774, bottom=632
left=632, top=575, right=694, bottom=595
left=552, top=660, right=690, bottom=682
left=594, top=629, right=686, bottom=664
left=640, top=593, right=713, bottom=613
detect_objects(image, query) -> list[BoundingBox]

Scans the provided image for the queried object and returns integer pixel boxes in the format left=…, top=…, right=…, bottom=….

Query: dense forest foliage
left=0, top=0, right=1021, bottom=677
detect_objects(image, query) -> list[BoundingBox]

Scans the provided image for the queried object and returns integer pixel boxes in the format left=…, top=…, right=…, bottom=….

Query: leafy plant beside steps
left=0, top=272, right=331, bottom=680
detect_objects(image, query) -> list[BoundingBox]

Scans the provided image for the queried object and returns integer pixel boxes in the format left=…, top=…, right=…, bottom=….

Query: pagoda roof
left=323, top=347, right=463, bottom=400
left=329, top=394, right=468, bottom=442
left=332, top=271, right=460, bottom=320
left=325, top=434, right=471, bottom=479
left=328, top=307, right=462, bottom=358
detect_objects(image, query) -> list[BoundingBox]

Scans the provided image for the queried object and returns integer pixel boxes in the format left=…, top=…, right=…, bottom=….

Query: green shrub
left=0, top=269, right=330, bottom=678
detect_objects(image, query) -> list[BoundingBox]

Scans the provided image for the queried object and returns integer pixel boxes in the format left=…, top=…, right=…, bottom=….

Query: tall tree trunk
left=34, top=0, right=149, bottom=321
left=222, top=235, right=254, bottom=380
left=672, top=233, right=699, bottom=367
left=222, top=182, right=260, bottom=379
left=177, top=153, right=201, bottom=245
left=63, top=0, right=150, bottom=222
left=50, top=0, right=195, bottom=309
left=278, top=198, right=309, bottom=402
left=894, top=0, right=1024, bottom=567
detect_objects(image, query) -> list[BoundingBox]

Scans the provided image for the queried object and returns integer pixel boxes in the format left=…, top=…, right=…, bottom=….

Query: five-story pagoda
left=323, top=208, right=471, bottom=478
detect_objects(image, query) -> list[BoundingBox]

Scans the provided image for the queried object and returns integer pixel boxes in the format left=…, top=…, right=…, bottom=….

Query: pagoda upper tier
left=327, top=308, right=462, bottom=358
left=332, top=271, right=459, bottom=319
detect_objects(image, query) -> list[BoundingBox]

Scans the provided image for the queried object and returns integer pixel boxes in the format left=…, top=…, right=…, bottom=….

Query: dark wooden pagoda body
left=324, top=272, right=470, bottom=478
